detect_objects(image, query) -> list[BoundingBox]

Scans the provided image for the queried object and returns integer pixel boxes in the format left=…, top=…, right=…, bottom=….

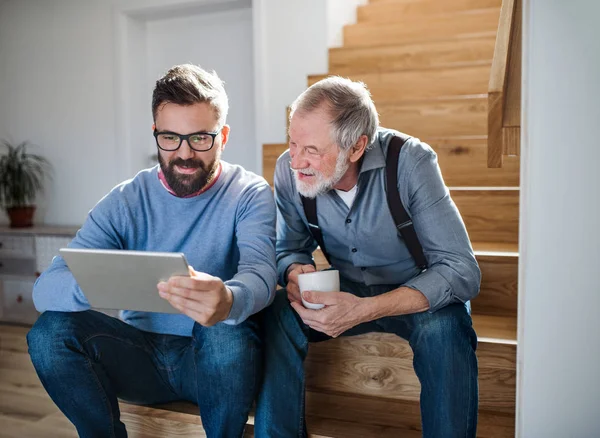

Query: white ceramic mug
left=298, top=270, right=340, bottom=310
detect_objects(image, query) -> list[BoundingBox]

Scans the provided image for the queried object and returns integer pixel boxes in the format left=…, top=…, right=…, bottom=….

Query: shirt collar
left=359, top=132, right=386, bottom=174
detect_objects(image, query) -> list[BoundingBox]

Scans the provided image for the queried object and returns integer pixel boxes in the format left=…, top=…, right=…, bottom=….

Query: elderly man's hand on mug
left=285, top=263, right=316, bottom=303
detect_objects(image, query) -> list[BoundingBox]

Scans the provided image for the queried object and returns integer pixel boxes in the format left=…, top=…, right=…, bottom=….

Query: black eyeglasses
left=153, top=130, right=219, bottom=152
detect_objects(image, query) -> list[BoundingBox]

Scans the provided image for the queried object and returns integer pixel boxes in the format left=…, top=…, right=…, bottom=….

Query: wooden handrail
left=488, top=0, right=521, bottom=168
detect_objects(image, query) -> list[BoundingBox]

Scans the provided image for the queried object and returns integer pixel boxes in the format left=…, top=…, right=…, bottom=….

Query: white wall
left=253, top=0, right=328, bottom=148
left=146, top=7, right=255, bottom=172
left=326, top=0, right=367, bottom=48
left=0, top=0, right=118, bottom=226
left=0, top=0, right=255, bottom=226
left=518, top=0, right=600, bottom=436
left=253, top=0, right=365, bottom=148
left=0, top=0, right=362, bottom=225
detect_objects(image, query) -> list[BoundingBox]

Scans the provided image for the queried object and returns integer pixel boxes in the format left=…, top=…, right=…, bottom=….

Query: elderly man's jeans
left=254, top=280, right=479, bottom=438
left=27, top=310, right=261, bottom=438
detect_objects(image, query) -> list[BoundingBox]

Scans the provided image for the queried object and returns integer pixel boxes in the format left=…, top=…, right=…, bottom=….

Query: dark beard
left=158, top=154, right=219, bottom=197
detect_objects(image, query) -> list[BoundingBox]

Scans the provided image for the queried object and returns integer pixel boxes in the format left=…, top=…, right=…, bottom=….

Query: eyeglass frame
left=153, top=129, right=220, bottom=152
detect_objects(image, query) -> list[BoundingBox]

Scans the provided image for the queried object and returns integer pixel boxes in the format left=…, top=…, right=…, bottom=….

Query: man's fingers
left=167, top=274, right=217, bottom=291
left=301, top=265, right=316, bottom=274
left=301, top=290, right=340, bottom=305
left=286, top=281, right=302, bottom=303
left=290, top=301, right=326, bottom=325
left=158, top=283, right=215, bottom=306
left=162, top=293, right=204, bottom=313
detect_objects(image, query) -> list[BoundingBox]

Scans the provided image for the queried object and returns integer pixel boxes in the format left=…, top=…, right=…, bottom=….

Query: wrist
left=222, top=286, right=234, bottom=321
left=361, top=295, right=384, bottom=322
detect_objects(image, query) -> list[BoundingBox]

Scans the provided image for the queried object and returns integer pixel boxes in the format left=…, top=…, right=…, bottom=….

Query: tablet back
left=60, top=248, right=189, bottom=314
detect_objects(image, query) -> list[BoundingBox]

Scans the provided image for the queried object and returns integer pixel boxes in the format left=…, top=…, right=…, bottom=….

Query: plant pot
left=6, top=206, right=36, bottom=228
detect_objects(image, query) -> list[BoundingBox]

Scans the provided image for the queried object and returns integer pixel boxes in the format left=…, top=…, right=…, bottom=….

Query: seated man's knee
left=27, top=311, right=86, bottom=374
left=263, top=289, right=305, bottom=334
left=411, top=304, right=477, bottom=354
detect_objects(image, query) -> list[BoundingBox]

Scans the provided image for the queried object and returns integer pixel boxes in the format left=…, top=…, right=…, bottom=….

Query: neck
left=333, top=161, right=360, bottom=192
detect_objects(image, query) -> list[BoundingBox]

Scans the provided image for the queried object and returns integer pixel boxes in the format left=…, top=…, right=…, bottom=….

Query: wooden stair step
left=357, top=0, right=502, bottom=23
left=308, top=64, right=492, bottom=103
left=472, top=241, right=518, bottom=252
left=343, top=8, right=500, bottom=48
left=121, top=401, right=420, bottom=438
left=329, top=36, right=496, bottom=75
left=426, top=137, right=520, bottom=187
left=305, top=325, right=516, bottom=414
left=472, top=314, right=517, bottom=344
left=121, top=390, right=513, bottom=438
left=378, top=95, right=488, bottom=138
left=452, top=188, right=519, bottom=244
left=475, top=251, right=518, bottom=318
left=305, top=390, right=514, bottom=438
left=263, top=138, right=520, bottom=188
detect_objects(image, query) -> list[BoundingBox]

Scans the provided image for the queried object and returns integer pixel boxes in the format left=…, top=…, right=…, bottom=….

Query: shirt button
left=351, top=248, right=358, bottom=253
left=346, top=218, right=352, bottom=224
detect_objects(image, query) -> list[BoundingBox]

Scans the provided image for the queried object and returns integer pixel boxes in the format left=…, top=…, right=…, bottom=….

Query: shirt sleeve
left=222, top=181, right=278, bottom=324
left=273, top=153, right=318, bottom=286
left=32, top=190, right=129, bottom=312
left=400, top=146, right=481, bottom=312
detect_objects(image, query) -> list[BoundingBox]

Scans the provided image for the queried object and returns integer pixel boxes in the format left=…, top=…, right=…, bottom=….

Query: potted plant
left=0, top=140, right=52, bottom=228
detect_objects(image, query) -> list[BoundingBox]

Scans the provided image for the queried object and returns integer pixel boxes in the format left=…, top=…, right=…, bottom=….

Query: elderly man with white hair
left=254, top=77, right=481, bottom=438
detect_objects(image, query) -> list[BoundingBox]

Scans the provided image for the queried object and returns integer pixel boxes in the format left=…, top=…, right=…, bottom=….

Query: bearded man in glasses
left=27, top=64, right=276, bottom=438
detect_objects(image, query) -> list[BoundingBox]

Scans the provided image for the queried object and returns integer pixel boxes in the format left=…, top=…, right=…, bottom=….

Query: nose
left=177, top=139, right=195, bottom=160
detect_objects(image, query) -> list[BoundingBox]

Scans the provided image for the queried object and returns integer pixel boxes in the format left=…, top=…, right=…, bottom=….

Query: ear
left=219, top=125, right=231, bottom=150
left=152, top=123, right=156, bottom=131
left=348, top=135, right=369, bottom=164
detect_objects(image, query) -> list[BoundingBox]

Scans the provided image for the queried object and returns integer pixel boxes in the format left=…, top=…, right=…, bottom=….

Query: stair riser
left=329, top=38, right=495, bottom=75
left=379, top=97, right=487, bottom=138
left=358, top=0, right=501, bottom=23
left=344, top=9, right=500, bottom=48
left=426, top=138, right=520, bottom=187
left=308, top=65, right=492, bottom=102
left=306, top=334, right=515, bottom=414
left=476, top=254, right=518, bottom=317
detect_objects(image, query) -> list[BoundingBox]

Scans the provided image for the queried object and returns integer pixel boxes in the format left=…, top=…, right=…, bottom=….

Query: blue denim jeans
left=254, top=279, right=479, bottom=438
left=27, top=310, right=261, bottom=438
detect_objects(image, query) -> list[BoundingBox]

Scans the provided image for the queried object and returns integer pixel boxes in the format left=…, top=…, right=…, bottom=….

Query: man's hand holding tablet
left=158, top=267, right=233, bottom=326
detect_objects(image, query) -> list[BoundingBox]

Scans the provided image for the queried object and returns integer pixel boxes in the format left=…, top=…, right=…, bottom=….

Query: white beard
left=292, top=150, right=350, bottom=199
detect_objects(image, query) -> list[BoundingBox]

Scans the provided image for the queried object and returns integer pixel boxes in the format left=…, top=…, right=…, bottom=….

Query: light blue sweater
left=33, top=163, right=277, bottom=336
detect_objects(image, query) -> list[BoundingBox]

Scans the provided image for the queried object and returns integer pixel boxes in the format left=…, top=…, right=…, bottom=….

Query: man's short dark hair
left=152, top=64, right=229, bottom=126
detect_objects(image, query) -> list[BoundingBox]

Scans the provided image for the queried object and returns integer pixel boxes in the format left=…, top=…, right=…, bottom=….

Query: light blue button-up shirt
left=274, top=127, right=481, bottom=312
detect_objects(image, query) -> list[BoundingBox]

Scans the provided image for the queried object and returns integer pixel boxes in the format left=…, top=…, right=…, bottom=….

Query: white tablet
left=60, top=248, right=190, bottom=314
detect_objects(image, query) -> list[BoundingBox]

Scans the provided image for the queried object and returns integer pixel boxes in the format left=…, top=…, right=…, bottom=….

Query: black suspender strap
left=300, top=195, right=331, bottom=265
left=386, top=135, right=428, bottom=270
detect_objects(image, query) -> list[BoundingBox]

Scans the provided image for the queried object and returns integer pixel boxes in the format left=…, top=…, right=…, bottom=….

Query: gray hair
left=290, top=76, right=379, bottom=151
left=152, top=64, right=229, bottom=127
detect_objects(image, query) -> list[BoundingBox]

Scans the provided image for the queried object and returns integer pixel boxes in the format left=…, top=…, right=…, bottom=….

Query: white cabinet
left=1, top=278, right=37, bottom=324
left=0, top=226, right=78, bottom=325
